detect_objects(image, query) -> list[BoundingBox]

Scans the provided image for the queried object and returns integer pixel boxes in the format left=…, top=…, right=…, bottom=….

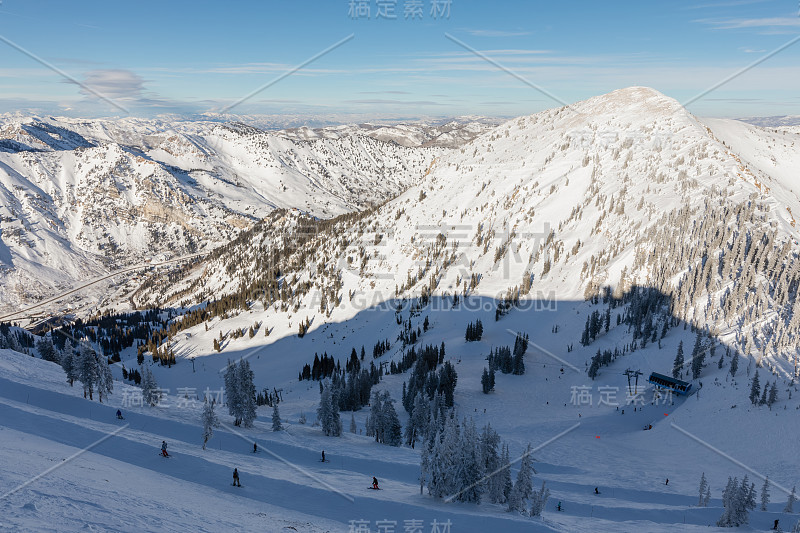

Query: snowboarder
left=161, top=441, right=168, bottom=457
left=594, top=487, right=599, bottom=495
left=372, top=477, right=379, bottom=490
left=233, top=468, right=240, bottom=487
left=557, top=501, right=562, bottom=512
left=322, top=450, right=325, bottom=462
left=116, top=409, right=123, bottom=420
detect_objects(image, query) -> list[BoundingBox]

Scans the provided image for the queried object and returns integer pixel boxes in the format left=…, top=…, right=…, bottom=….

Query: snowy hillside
left=0, top=115, right=442, bottom=313
left=4, top=88, right=800, bottom=533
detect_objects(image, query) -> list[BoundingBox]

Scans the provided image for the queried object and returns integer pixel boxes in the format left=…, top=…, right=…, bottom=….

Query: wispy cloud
left=358, top=90, right=412, bottom=95
left=464, top=29, right=532, bottom=37
left=696, top=16, right=800, bottom=31
left=685, top=0, right=770, bottom=9
left=344, top=98, right=450, bottom=106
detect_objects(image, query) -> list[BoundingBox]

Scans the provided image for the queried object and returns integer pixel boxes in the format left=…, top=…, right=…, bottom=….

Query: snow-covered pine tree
left=454, top=417, right=483, bottom=503
left=369, top=391, right=384, bottom=443
left=717, top=477, right=741, bottom=527
left=95, top=351, right=113, bottom=403
left=480, top=424, right=505, bottom=504
left=350, top=413, right=357, bottom=434
left=672, top=341, right=684, bottom=379
left=201, top=399, right=219, bottom=449
left=237, top=360, right=258, bottom=428
left=500, top=443, right=513, bottom=503
left=78, top=343, right=99, bottom=400
left=786, top=486, right=797, bottom=513
left=529, top=480, right=551, bottom=517
left=223, top=360, right=241, bottom=424
left=750, top=371, right=761, bottom=405
left=317, top=381, right=341, bottom=437
left=36, top=335, right=59, bottom=363
left=60, top=339, right=77, bottom=386
left=141, top=367, right=161, bottom=406
left=691, top=332, right=704, bottom=380
left=481, top=368, right=492, bottom=394
left=272, top=404, right=282, bottom=431
left=730, top=352, right=739, bottom=378
left=382, top=396, right=402, bottom=446
left=508, top=444, right=534, bottom=512
left=699, top=472, right=709, bottom=507
left=768, top=381, right=779, bottom=408
left=705, top=485, right=712, bottom=507
left=761, top=476, right=770, bottom=511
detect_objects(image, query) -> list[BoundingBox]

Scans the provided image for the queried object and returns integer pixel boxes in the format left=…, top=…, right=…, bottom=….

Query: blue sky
left=0, top=0, right=798, bottom=120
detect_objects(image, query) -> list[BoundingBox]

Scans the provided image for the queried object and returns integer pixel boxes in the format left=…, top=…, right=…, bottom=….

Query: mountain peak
left=572, top=86, right=686, bottom=118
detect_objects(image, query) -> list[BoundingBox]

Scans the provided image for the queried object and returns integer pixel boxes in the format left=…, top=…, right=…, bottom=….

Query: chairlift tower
left=623, top=369, right=644, bottom=396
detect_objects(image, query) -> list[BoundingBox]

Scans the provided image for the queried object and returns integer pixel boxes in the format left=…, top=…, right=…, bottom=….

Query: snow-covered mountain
left=138, top=87, right=800, bottom=377
left=280, top=118, right=500, bottom=148
left=0, top=115, right=445, bottom=312
left=4, top=88, right=800, bottom=533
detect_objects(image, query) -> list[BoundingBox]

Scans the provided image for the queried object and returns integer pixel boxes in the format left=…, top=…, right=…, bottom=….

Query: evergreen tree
left=95, top=352, right=113, bottom=403
left=60, top=339, right=78, bottom=386
left=350, top=413, right=357, bottom=434
left=749, top=371, right=761, bottom=405
left=382, top=397, right=402, bottom=446
left=785, top=485, right=797, bottom=513
left=201, top=399, right=219, bottom=449
left=672, top=341, right=684, bottom=379
left=481, top=424, right=505, bottom=504
left=730, top=352, right=739, bottom=378
left=238, top=360, right=258, bottom=428
left=77, top=344, right=99, bottom=400
left=481, top=368, right=493, bottom=394
left=36, top=335, right=59, bottom=363
left=529, top=481, right=551, bottom=517
left=508, top=444, right=534, bottom=512
left=272, top=404, right=282, bottom=431
left=317, top=381, right=341, bottom=437
left=369, top=391, right=384, bottom=443
left=699, top=472, right=709, bottom=507
left=768, top=381, right=779, bottom=408
left=223, top=360, right=241, bottom=424
left=691, top=332, right=705, bottom=379
left=454, top=418, right=483, bottom=503
left=500, top=443, right=513, bottom=503
left=761, top=477, right=770, bottom=511
left=141, top=367, right=161, bottom=406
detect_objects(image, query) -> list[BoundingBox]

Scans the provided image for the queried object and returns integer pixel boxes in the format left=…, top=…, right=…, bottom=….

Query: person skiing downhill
left=372, top=477, right=379, bottom=490
left=161, top=441, right=168, bottom=457
left=116, top=409, right=123, bottom=420
left=322, top=450, right=325, bottom=462
left=253, top=443, right=257, bottom=453
left=233, top=468, right=240, bottom=487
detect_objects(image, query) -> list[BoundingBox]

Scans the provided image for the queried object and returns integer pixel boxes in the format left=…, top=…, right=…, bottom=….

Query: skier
left=665, top=478, right=669, bottom=485
left=161, top=441, right=168, bottom=457
left=773, top=519, right=779, bottom=530
left=594, top=487, right=599, bottom=495
left=116, top=409, right=123, bottom=420
left=557, top=501, right=562, bottom=512
left=253, top=443, right=257, bottom=453
left=322, top=450, right=325, bottom=462
left=372, top=477, right=379, bottom=490
left=233, top=468, right=241, bottom=487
